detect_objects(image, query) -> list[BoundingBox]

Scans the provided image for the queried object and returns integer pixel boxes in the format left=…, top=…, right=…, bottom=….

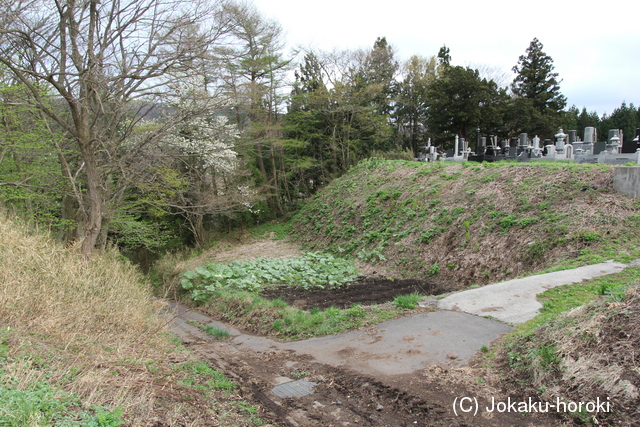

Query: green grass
left=0, top=333, right=125, bottom=427
left=201, top=290, right=398, bottom=340
left=176, top=361, right=236, bottom=391
left=194, top=323, right=230, bottom=339
left=505, top=266, right=640, bottom=342
left=393, top=293, right=423, bottom=309
left=248, top=220, right=292, bottom=240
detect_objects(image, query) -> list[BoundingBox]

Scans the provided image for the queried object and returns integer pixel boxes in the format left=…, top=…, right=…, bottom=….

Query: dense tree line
left=0, top=0, right=637, bottom=259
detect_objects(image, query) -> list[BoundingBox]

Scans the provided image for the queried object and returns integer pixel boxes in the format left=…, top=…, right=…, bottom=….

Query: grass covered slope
left=0, top=214, right=269, bottom=426
left=493, top=270, right=640, bottom=426
left=0, top=216, right=160, bottom=348
left=292, top=160, right=640, bottom=289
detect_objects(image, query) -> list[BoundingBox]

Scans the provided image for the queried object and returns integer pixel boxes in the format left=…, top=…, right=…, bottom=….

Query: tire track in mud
left=168, top=303, right=563, bottom=426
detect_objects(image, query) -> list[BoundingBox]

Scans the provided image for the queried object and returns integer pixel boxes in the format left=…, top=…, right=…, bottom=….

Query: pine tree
left=512, top=38, right=566, bottom=114
left=511, top=38, right=567, bottom=137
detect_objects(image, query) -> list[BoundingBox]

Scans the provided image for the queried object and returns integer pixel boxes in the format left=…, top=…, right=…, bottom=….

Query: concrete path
left=167, top=302, right=512, bottom=377
left=168, top=259, right=634, bottom=378
left=278, top=311, right=512, bottom=375
left=437, top=260, right=628, bottom=324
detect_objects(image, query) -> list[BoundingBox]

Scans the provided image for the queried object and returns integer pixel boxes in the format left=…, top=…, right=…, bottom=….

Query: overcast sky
left=251, top=0, right=639, bottom=117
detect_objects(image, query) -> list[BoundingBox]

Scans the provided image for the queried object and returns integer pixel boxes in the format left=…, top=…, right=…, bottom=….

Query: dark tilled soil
left=260, top=276, right=447, bottom=309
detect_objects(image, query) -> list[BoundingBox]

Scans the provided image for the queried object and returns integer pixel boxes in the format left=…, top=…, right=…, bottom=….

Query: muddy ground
left=172, top=237, right=570, bottom=426
left=173, top=307, right=565, bottom=427
left=260, top=276, right=447, bottom=309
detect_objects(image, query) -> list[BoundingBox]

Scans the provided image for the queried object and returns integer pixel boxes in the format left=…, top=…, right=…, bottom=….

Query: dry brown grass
left=0, top=214, right=266, bottom=425
left=0, top=214, right=162, bottom=350
left=491, top=284, right=640, bottom=426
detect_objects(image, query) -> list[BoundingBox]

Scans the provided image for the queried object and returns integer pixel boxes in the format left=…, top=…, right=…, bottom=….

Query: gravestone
left=532, top=135, right=541, bottom=149
left=593, top=141, right=606, bottom=155
left=478, top=137, right=486, bottom=152
left=519, top=133, right=528, bottom=147
left=584, top=127, right=597, bottom=144
left=555, top=129, right=567, bottom=151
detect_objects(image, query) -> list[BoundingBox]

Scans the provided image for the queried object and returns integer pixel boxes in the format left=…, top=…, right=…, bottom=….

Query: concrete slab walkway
left=437, top=260, right=628, bottom=324
left=167, top=301, right=513, bottom=376
left=168, top=259, right=635, bottom=380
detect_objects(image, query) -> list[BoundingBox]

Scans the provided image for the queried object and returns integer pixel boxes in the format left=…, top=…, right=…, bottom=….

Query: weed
left=499, top=215, right=517, bottom=230
left=576, top=231, right=601, bottom=243
left=516, top=217, right=539, bottom=228
left=532, top=343, right=560, bottom=371
left=393, top=293, right=422, bottom=309
left=290, top=371, right=310, bottom=379
left=346, top=304, right=367, bottom=318
left=427, top=262, right=440, bottom=276
left=507, top=351, right=522, bottom=366
left=199, top=324, right=230, bottom=339
left=271, top=298, right=288, bottom=308
left=0, top=351, right=125, bottom=427
left=357, top=246, right=387, bottom=262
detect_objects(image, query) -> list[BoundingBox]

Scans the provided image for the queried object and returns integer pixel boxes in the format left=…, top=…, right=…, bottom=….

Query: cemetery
left=417, top=127, right=640, bottom=165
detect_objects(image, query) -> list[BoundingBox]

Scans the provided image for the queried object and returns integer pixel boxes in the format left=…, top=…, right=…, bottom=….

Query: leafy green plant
left=499, top=214, right=517, bottom=230
left=516, top=217, right=539, bottom=228
left=357, top=245, right=387, bottom=262
left=427, top=262, right=440, bottom=276
left=181, top=252, right=360, bottom=302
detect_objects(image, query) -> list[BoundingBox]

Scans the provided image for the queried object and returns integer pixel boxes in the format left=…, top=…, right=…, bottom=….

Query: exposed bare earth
left=170, top=302, right=563, bottom=427
left=260, top=276, right=447, bottom=309
left=171, top=236, right=572, bottom=426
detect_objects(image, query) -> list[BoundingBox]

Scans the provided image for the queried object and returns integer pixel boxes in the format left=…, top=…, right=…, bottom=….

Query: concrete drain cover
left=271, top=380, right=317, bottom=398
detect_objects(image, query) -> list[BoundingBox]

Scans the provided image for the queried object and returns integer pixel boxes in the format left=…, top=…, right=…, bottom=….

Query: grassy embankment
left=291, top=159, right=640, bottom=424
left=0, top=214, right=269, bottom=426
left=477, top=265, right=640, bottom=426
left=173, top=160, right=640, bottom=341
left=172, top=159, right=640, bottom=424
left=292, top=159, right=640, bottom=285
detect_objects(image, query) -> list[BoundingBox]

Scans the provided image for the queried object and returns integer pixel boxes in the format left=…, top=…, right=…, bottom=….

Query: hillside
left=292, top=160, right=640, bottom=290
left=496, top=278, right=640, bottom=426
left=0, top=214, right=274, bottom=426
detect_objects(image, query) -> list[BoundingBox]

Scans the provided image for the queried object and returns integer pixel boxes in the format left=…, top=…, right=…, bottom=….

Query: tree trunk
left=269, top=142, right=283, bottom=215
left=78, top=146, right=103, bottom=257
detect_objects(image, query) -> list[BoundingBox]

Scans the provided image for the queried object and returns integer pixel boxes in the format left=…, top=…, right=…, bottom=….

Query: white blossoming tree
left=131, top=93, right=259, bottom=247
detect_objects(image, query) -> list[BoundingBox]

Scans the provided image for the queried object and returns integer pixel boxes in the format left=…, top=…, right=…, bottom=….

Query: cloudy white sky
left=251, top=0, right=639, bottom=116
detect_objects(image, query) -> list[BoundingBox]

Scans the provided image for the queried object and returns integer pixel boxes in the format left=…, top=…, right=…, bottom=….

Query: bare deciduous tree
left=0, top=0, right=234, bottom=256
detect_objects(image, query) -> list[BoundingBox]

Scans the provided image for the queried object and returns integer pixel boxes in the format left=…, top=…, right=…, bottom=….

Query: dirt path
left=167, top=302, right=562, bottom=426
left=169, top=236, right=612, bottom=425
